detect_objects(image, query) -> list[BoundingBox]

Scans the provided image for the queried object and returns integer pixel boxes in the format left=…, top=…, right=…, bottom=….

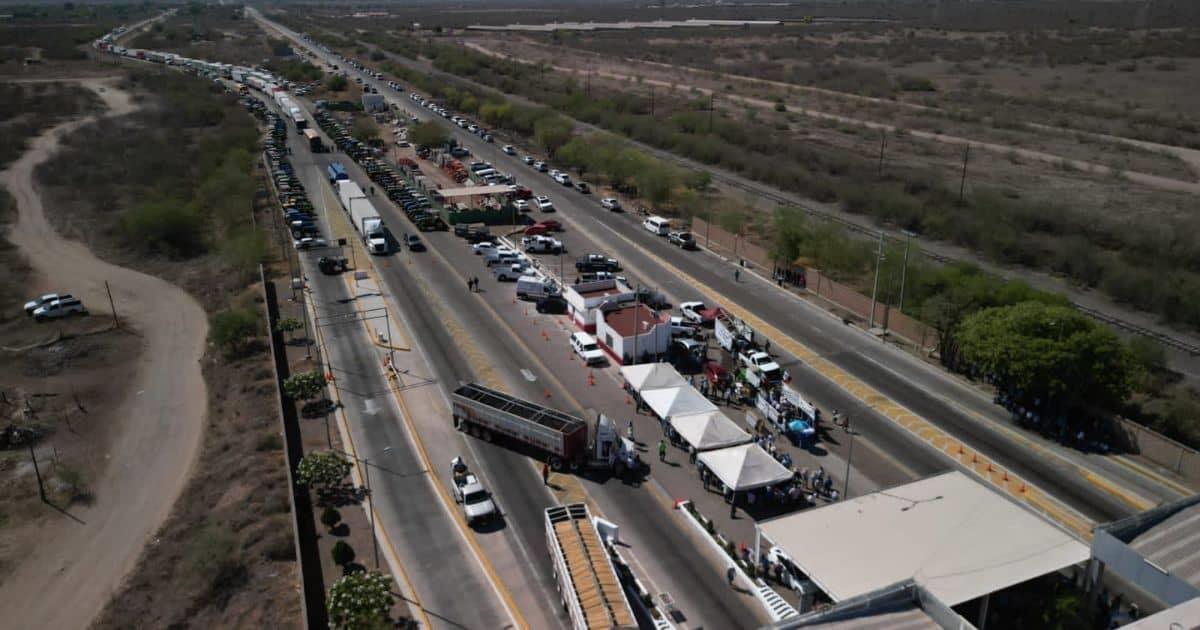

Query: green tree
left=409, top=120, right=449, bottom=149
left=297, top=451, right=351, bottom=488
left=327, top=74, right=348, bottom=92
left=209, top=308, right=259, bottom=356
left=331, top=540, right=355, bottom=567
left=275, top=317, right=303, bottom=343
left=321, top=507, right=342, bottom=531
left=283, top=369, right=327, bottom=401
left=327, top=571, right=394, bottom=630
left=534, top=116, right=573, bottom=155
left=957, top=301, right=1135, bottom=412
left=353, top=116, right=380, bottom=144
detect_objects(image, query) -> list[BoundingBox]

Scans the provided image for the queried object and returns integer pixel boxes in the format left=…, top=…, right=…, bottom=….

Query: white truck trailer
left=544, top=503, right=637, bottom=630
left=451, top=383, right=639, bottom=475
left=714, top=309, right=752, bottom=353
left=336, top=180, right=388, bottom=254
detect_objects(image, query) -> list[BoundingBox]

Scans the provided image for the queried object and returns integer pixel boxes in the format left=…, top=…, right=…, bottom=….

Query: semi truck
left=545, top=503, right=637, bottom=630
left=451, top=383, right=640, bottom=475
left=336, top=180, right=388, bottom=254
left=302, top=128, right=324, bottom=153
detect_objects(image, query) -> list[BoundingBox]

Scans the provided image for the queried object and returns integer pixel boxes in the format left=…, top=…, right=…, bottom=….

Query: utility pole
left=877, top=131, right=887, bottom=178
left=898, top=230, right=914, bottom=313
left=958, top=144, right=970, bottom=204
left=842, top=418, right=854, bottom=499
left=364, top=456, right=378, bottom=569
left=868, top=232, right=884, bottom=330
left=708, top=93, right=715, bottom=133
left=650, top=85, right=655, bottom=117
left=29, top=441, right=46, bottom=503
left=105, top=280, right=118, bottom=329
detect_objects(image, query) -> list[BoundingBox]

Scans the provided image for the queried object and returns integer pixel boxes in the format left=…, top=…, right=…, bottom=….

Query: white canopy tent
left=641, top=386, right=717, bottom=420
left=670, top=410, right=751, bottom=451
left=697, top=443, right=793, bottom=491
left=619, top=362, right=688, bottom=394
left=756, top=471, right=1091, bottom=606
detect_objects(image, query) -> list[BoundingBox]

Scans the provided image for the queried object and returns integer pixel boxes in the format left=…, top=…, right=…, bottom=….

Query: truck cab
left=739, top=350, right=782, bottom=388
left=589, top=414, right=641, bottom=478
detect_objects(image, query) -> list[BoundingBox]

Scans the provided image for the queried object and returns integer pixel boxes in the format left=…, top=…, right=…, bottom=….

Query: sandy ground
left=464, top=39, right=1200, bottom=194
left=0, top=77, right=209, bottom=629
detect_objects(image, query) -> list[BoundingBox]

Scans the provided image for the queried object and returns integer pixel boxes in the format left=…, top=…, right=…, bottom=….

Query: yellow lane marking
left=304, top=285, right=432, bottom=629
left=623, top=239, right=1100, bottom=538
left=320, top=175, right=412, bottom=351
left=1109, top=455, right=1195, bottom=496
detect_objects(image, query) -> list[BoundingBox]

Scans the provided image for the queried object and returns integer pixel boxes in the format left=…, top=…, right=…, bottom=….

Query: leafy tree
left=957, top=301, right=1135, bottom=413
left=275, top=317, right=303, bottom=343
left=327, top=74, right=348, bottom=92
left=327, top=571, right=394, bottom=630
left=209, top=308, right=259, bottom=355
left=283, top=369, right=327, bottom=401
left=353, top=116, right=380, bottom=143
left=534, top=115, right=572, bottom=155
left=331, top=540, right=355, bottom=566
left=321, top=507, right=342, bottom=531
left=297, top=451, right=351, bottom=488
left=409, top=120, right=449, bottom=149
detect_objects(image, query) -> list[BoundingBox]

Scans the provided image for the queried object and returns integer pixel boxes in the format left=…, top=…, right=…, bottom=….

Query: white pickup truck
left=522, top=234, right=564, bottom=254
left=739, top=349, right=782, bottom=389
left=451, top=456, right=498, bottom=526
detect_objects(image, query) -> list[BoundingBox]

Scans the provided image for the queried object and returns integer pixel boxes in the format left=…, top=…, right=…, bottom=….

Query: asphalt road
left=280, top=105, right=519, bottom=630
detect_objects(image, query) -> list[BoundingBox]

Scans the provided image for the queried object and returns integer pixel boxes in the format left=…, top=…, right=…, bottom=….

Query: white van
left=516, top=276, right=558, bottom=300
left=570, top=332, right=607, bottom=365
left=643, top=216, right=671, bottom=236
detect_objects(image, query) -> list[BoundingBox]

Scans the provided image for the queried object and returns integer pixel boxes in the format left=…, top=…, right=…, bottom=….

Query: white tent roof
left=757, top=471, right=1090, bottom=606
left=670, top=410, right=751, bottom=451
left=697, top=443, right=793, bottom=491
left=641, top=386, right=717, bottom=420
left=619, top=362, right=688, bottom=394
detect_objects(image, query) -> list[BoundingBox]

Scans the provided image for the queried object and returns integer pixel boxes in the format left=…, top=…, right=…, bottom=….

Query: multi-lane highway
left=254, top=9, right=1194, bottom=626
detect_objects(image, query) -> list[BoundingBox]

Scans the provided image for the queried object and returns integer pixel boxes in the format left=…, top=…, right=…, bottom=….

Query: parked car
left=536, top=196, right=555, bottom=212
left=514, top=199, right=530, bottom=212
left=32, top=296, right=87, bottom=322
left=522, top=155, right=535, bottom=165
left=405, top=233, right=426, bottom=251
left=570, top=332, right=607, bottom=366
left=669, top=231, right=698, bottom=250
left=533, top=161, right=548, bottom=172
left=535, top=220, right=563, bottom=232
left=293, top=237, right=328, bottom=250
left=24, top=293, right=72, bottom=316
left=552, top=172, right=572, bottom=187
left=575, top=254, right=621, bottom=272
left=575, top=182, right=591, bottom=194
left=502, top=145, right=517, bottom=155
left=318, top=256, right=349, bottom=275
left=601, top=197, right=621, bottom=211
left=536, top=294, right=568, bottom=314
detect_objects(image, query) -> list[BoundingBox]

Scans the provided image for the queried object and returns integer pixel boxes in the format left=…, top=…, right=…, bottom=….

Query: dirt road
left=0, top=77, right=209, bottom=629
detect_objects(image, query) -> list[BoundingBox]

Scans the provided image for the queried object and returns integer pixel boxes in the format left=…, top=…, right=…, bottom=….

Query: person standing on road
left=658, top=439, right=667, bottom=462
left=734, top=268, right=741, bottom=283
left=542, top=460, right=550, bottom=485
left=727, top=566, right=737, bottom=587
left=467, top=277, right=473, bottom=292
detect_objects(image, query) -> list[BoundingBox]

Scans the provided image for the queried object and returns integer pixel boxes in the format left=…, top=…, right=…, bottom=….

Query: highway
left=263, top=12, right=1194, bottom=528
left=264, top=87, right=767, bottom=626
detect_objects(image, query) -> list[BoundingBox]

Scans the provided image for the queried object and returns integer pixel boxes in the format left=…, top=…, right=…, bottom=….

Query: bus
left=302, top=128, right=324, bottom=153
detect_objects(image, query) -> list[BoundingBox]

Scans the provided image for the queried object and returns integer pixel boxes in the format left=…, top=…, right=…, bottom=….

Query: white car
left=293, top=237, right=328, bottom=250
left=32, top=297, right=87, bottom=322
left=473, top=241, right=496, bottom=255
left=502, top=145, right=516, bottom=155
left=570, top=332, right=607, bottom=366
left=548, top=169, right=561, bottom=178
left=553, top=172, right=572, bottom=187
left=533, top=161, right=548, bottom=172
left=680, top=301, right=711, bottom=324
left=522, top=155, right=535, bottom=165
left=514, top=199, right=530, bottom=212
left=535, top=196, right=555, bottom=212
left=24, top=293, right=72, bottom=315
left=601, top=197, right=621, bottom=211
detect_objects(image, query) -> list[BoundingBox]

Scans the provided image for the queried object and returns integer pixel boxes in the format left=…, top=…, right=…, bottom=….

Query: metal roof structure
left=697, top=443, right=793, bottom=491
left=619, top=362, right=688, bottom=393
left=670, top=410, right=751, bottom=451
left=758, top=471, right=1090, bottom=606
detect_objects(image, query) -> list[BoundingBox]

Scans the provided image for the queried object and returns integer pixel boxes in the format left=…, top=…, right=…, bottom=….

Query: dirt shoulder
left=0, top=77, right=210, bottom=629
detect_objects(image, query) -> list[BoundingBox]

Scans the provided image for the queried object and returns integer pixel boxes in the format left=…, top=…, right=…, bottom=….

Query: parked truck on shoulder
left=451, top=383, right=640, bottom=475
left=545, top=503, right=637, bottom=630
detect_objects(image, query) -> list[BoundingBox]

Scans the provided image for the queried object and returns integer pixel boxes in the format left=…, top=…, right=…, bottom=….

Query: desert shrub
left=209, top=307, right=260, bottom=356
left=121, top=199, right=206, bottom=257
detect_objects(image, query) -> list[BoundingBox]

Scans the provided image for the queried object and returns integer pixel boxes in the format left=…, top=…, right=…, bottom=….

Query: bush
left=121, top=199, right=205, bottom=257
left=331, top=540, right=355, bottom=566
left=283, top=369, right=326, bottom=401
left=297, top=451, right=351, bottom=488
left=321, top=507, right=342, bottom=531
left=327, top=571, right=393, bottom=630
left=409, top=120, right=449, bottom=149
left=256, top=433, right=283, bottom=452
left=327, top=74, right=348, bottom=92
left=209, top=308, right=259, bottom=356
